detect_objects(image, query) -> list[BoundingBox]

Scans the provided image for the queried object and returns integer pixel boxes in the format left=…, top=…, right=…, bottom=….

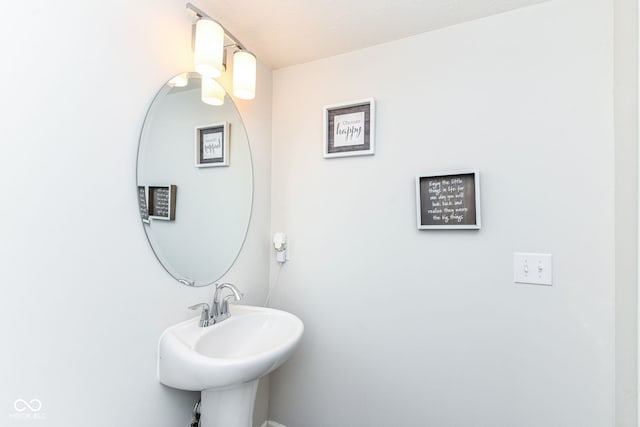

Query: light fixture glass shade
left=201, top=77, right=225, bottom=106
left=167, top=73, right=189, bottom=87
left=194, top=19, right=224, bottom=78
left=232, top=50, right=256, bottom=100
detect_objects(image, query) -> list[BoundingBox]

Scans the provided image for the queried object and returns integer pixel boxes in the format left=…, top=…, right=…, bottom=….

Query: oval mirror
left=136, top=73, right=253, bottom=287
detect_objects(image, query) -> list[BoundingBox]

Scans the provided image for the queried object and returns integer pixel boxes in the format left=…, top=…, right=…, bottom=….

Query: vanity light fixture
left=187, top=2, right=257, bottom=102
left=167, top=72, right=189, bottom=87
left=201, top=76, right=225, bottom=106
left=232, top=50, right=256, bottom=100
left=194, top=18, right=225, bottom=78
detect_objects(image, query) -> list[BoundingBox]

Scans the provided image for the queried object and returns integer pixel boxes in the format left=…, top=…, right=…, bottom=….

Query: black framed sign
left=148, top=185, right=177, bottom=221
left=195, top=122, right=229, bottom=167
left=415, top=170, right=481, bottom=229
left=323, top=98, right=375, bottom=158
left=137, top=186, right=149, bottom=223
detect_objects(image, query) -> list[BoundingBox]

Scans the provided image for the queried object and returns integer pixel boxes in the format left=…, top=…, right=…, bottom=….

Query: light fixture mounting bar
left=186, top=2, right=249, bottom=51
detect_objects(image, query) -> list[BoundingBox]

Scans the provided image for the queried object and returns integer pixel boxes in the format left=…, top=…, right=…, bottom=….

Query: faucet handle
left=188, top=303, right=211, bottom=327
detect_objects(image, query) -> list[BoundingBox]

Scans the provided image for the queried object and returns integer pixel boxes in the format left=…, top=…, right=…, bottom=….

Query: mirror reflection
left=137, top=73, right=253, bottom=287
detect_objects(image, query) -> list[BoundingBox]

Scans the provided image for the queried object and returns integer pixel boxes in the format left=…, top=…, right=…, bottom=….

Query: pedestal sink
left=158, top=305, right=303, bottom=427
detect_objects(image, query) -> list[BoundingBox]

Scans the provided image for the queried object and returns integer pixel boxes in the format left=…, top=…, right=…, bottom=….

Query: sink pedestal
left=200, top=380, right=259, bottom=427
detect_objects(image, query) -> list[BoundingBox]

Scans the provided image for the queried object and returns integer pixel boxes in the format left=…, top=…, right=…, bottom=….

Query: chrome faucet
left=189, top=283, right=242, bottom=327
left=212, top=282, right=242, bottom=322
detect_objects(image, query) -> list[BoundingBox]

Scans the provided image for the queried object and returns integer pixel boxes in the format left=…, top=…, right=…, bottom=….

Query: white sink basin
left=158, top=305, right=304, bottom=391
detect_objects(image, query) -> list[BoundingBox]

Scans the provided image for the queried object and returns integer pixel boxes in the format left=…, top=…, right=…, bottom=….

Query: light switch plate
left=513, top=253, right=552, bottom=286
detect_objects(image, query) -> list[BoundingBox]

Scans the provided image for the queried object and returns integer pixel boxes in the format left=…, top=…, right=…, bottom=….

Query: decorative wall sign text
left=324, top=98, right=375, bottom=158
left=196, top=122, right=229, bottom=167
left=416, top=170, right=481, bottom=229
left=148, top=185, right=177, bottom=221
left=137, top=186, right=149, bottom=223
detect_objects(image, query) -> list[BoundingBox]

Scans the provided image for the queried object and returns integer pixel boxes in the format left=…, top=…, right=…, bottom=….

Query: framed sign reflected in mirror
left=196, top=122, right=229, bottom=167
left=148, top=185, right=177, bottom=221
left=137, top=186, right=150, bottom=223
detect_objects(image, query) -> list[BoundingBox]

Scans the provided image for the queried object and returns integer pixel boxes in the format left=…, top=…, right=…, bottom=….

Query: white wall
left=0, top=0, right=272, bottom=426
left=614, top=0, right=639, bottom=425
left=269, top=1, right=616, bottom=426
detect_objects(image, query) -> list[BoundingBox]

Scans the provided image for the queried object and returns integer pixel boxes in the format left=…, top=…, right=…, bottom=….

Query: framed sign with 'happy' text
left=323, top=98, right=375, bottom=158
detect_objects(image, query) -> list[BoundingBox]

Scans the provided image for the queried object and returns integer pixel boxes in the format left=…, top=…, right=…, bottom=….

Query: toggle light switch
left=513, top=252, right=552, bottom=286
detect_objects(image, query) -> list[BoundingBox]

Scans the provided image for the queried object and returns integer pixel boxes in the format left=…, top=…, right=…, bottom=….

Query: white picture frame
left=195, top=122, right=229, bottom=167
left=415, top=169, right=481, bottom=230
left=323, top=98, right=375, bottom=158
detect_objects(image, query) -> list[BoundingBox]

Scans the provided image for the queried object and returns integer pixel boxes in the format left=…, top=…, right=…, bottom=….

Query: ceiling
left=200, top=0, right=548, bottom=69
